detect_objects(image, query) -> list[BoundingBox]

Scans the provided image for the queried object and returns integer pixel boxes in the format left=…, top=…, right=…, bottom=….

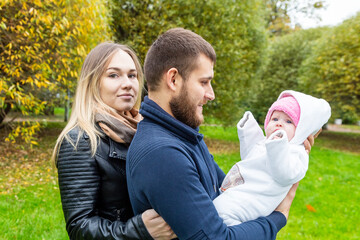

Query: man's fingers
left=307, top=135, right=315, bottom=147
left=143, top=209, right=160, bottom=220
left=314, top=128, right=322, bottom=138
left=304, top=139, right=311, bottom=154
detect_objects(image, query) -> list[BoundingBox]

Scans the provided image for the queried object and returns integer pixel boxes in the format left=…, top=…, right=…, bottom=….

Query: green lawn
left=211, top=147, right=359, bottom=240
left=278, top=147, right=359, bottom=239
left=202, top=125, right=360, bottom=240
left=0, top=123, right=359, bottom=239
left=0, top=182, right=67, bottom=239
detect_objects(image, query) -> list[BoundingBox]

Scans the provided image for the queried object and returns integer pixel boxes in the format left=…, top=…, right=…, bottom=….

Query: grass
left=0, top=122, right=67, bottom=239
left=0, top=182, right=67, bottom=239
left=200, top=125, right=360, bottom=240
left=0, top=123, right=359, bottom=239
left=278, top=147, right=359, bottom=239
left=212, top=148, right=359, bottom=239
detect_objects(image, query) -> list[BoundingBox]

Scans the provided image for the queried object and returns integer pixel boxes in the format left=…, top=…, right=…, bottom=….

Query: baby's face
left=265, top=111, right=296, bottom=141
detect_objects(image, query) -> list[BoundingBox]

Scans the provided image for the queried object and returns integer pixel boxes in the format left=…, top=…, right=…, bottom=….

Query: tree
left=0, top=0, right=110, bottom=144
left=248, top=27, right=325, bottom=123
left=265, top=0, right=325, bottom=36
left=300, top=13, right=360, bottom=123
left=110, top=0, right=267, bottom=124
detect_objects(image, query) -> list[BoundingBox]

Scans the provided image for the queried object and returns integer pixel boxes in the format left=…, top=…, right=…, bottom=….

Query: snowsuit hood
left=277, top=90, right=331, bottom=145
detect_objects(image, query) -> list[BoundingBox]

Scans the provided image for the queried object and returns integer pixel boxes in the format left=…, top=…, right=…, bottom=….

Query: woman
left=52, top=42, right=175, bottom=239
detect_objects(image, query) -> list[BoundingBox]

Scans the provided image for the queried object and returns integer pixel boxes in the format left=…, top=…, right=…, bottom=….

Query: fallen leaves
left=204, top=138, right=238, bottom=154
left=0, top=132, right=58, bottom=195
left=306, top=204, right=317, bottom=212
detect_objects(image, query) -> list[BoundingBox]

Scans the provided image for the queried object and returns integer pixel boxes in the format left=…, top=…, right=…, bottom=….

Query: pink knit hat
left=264, top=96, right=300, bottom=129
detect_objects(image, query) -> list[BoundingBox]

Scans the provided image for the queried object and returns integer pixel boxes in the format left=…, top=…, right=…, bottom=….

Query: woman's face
left=100, top=50, right=139, bottom=112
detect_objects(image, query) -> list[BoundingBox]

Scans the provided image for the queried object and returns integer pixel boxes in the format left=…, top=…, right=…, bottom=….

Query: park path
left=326, top=124, right=360, bottom=133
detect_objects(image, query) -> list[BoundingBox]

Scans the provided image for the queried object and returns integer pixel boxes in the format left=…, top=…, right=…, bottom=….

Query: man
left=127, top=28, right=310, bottom=239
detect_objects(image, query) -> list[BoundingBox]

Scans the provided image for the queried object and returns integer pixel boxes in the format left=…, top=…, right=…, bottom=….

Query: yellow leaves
left=1, top=0, right=110, bottom=145
left=0, top=22, right=6, bottom=30
left=0, top=140, right=58, bottom=195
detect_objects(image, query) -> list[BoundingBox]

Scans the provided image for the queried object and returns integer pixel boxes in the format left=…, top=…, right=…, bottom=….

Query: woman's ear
left=165, top=68, right=182, bottom=92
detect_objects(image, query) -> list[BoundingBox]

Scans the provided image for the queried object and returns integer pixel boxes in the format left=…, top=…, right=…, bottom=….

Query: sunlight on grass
left=277, top=147, right=359, bottom=239
left=200, top=125, right=239, bottom=142
left=0, top=124, right=359, bottom=239
left=204, top=125, right=359, bottom=240
left=0, top=182, right=67, bottom=239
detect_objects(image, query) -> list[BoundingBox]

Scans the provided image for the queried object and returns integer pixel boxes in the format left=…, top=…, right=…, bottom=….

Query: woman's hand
left=142, top=209, right=177, bottom=240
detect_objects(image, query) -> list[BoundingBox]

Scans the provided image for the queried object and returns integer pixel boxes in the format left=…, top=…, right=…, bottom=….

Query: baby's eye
left=272, top=118, right=278, bottom=121
left=286, top=120, right=293, bottom=124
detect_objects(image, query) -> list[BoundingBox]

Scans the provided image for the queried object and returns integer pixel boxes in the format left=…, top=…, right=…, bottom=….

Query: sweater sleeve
left=57, top=132, right=152, bottom=240
left=128, top=144, right=286, bottom=240
left=237, top=111, right=265, bottom=160
left=265, top=130, right=309, bottom=186
left=213, top=154, right=226, bottom=185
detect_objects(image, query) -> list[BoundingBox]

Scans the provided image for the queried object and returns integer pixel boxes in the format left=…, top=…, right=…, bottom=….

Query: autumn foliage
left=0, top=0, right=110, bottom=144
left=1, top=0, right=359, bottom=145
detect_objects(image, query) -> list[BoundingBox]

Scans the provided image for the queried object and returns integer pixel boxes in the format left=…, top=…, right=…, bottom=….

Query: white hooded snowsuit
left=213, top=90, right=331, bottom=226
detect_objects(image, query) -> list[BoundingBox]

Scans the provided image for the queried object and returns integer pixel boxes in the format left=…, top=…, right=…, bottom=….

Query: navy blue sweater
left=127, top=97, right=286, bottom=240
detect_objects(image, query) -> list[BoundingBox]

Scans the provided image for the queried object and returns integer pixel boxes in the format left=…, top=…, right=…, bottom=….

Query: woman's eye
left=109, top=73, right=118, bottom=78
left=128, top=74, right=137, bottom=79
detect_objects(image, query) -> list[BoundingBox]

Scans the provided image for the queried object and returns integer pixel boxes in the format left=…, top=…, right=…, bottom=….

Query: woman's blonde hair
left=52, top=42, right=144, bottom=164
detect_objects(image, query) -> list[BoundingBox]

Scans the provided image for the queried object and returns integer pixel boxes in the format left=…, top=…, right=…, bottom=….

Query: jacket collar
left=140, top=96, right=204, bottom=144
left=87, top=125, right=128, bottom=160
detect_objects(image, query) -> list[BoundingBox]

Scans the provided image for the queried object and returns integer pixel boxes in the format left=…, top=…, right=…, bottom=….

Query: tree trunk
left=0, top=103, right=12, bottom=126
left=64, top=88, right=70, bottom=122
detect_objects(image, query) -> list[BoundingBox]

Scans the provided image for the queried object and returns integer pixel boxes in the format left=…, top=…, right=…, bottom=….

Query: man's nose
left=205, top=84, right=215, bottom=101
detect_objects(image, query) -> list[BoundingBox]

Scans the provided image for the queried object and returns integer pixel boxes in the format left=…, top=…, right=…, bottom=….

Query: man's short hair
left=144, top=28, right=216, bottom=91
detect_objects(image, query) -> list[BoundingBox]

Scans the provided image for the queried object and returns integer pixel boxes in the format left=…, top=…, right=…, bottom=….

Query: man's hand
left=275, top=182, right=299, bottom=220
left=303, top=129, right=322, bottom=154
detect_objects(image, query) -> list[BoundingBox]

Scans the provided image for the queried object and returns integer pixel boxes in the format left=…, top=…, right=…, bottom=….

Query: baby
left=213, top=90, right=331, bottom=226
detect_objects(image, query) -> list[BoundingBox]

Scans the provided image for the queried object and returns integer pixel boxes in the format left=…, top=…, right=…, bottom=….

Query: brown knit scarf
left=95, top=108, right=142, bottom=145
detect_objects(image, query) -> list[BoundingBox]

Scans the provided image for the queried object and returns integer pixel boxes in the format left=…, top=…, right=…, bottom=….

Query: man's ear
left=165, top=68, right=182, bottom=92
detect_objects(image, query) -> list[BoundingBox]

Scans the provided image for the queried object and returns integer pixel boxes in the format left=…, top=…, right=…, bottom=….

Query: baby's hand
left=270, top=131, right=283, bottom=140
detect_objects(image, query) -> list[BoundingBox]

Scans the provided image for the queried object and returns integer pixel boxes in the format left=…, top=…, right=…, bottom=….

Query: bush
left=110, top=0, right=267, bottom=124
left=300, top=13, right=360, bottom=123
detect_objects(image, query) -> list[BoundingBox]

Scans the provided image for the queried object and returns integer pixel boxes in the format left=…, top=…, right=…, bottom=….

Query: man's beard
left=169, top=85, right=202, bottom=128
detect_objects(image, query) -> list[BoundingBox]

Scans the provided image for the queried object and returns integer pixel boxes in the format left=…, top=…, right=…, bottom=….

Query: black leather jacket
left=57, top=127, right=152, bottom=240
